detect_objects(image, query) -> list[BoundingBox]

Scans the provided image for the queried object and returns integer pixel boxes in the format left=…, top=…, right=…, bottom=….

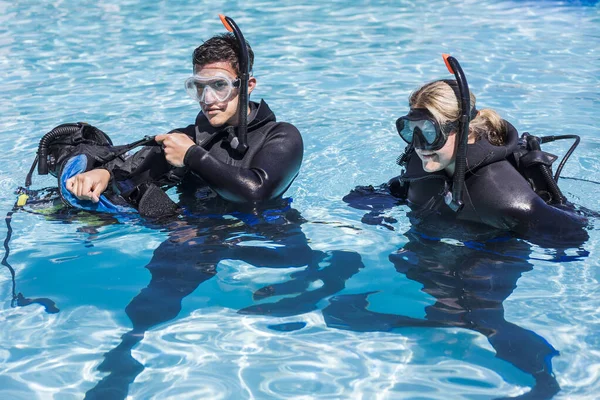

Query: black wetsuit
left=105, top=99, right=304, bottom=210
left=338, top=121, right=590, bottom=399
left=82, top=100, right=366, bottom=400
left=350, top=121, right=588, bottom=246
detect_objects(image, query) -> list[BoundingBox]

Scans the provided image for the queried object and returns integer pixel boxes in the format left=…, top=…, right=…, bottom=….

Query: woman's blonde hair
left=409, top=80, right=506, bottom=145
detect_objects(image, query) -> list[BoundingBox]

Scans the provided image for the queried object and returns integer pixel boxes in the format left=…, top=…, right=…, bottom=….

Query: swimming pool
left=1, top=0, right=599, bottom=398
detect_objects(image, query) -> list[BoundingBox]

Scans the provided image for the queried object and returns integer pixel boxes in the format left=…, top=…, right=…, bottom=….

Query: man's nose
left=203, top=87, right=218, bottom=104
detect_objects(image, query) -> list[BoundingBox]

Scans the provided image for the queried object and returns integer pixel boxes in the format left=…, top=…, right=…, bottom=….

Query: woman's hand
left=65, top=169, right=111, bottom=203
left=155, top=133, right=195, bottom=168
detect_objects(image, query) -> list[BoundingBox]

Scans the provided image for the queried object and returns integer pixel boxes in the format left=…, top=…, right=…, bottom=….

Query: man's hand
left=65, top=169, right=111, bottom=203
left=155, top=133, right=195, bottom=168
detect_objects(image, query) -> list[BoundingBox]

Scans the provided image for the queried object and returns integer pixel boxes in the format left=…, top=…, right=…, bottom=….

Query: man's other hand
left=155, top=133, right=195, bottom=168
left=65, top=169, right=111, bottom=203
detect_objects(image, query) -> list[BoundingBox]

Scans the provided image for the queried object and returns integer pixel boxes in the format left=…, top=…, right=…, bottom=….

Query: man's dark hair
left=192, top=33, right=254, bottom=76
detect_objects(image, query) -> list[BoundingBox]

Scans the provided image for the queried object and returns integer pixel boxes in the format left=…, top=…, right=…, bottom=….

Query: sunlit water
left=1, top=0, right=599, bottom=399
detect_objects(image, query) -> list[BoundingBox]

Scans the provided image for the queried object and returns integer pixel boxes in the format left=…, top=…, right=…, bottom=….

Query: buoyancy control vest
left=396, top=123, right=581, bottom=208
left=23, top=122, right=179, bottom=218
left=509, top=132, right=580, bottom=206
left=390, top=121, right=589, bottom=244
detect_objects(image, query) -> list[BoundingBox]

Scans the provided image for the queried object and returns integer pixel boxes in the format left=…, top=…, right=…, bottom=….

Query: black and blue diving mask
left=395, top=54, right=477, bottom=213
left=396, top=108, right=457, bottom=151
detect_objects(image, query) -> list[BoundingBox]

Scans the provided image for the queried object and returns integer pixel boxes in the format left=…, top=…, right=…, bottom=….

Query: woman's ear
left=248, top=76, right=257, bottom=95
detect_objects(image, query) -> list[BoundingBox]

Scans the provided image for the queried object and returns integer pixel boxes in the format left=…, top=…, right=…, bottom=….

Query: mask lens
left=184, top=76, right=237, bottom=104
left=396, top=111, right=447, bottom=150
left=417, top=120, right=438, bottom=144
left=396, top=118, right=414, bottom=143
left=207, top=79, right=232, bottom=101
left=397, top=118, right=440, bottom=145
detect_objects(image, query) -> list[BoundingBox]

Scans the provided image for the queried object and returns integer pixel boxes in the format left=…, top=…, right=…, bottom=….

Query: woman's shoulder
left=466, top=160, right=588, bottom=244
left=467, top=159, right=537, bottom=206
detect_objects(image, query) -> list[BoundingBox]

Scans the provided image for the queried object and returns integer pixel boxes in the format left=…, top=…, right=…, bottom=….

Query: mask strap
left=441, top=79, right=478, bottom=121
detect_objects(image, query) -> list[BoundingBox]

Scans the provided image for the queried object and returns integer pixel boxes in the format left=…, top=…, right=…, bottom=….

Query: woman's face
left=415, top=131, right=457, bottom=175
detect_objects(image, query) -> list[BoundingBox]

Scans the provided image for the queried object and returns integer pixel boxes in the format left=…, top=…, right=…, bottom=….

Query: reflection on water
left=1, top=0, right=599, bottom=398
left=4, top=188, right=592, bottom=399
left=324, top=229, right=588, bottom=399
left=80, top=199, right=365, bottom=399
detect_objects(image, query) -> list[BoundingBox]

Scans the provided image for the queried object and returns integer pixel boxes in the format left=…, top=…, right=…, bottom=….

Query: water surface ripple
left=0, top=0, right=599, bottom=399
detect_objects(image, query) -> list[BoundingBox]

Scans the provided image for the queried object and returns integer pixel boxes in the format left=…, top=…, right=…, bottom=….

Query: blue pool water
left=1, top=0, right=599, bottom=399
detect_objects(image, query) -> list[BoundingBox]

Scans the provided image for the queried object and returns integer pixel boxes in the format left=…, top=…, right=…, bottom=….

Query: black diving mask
left=396, top=108, right=457, bottom=151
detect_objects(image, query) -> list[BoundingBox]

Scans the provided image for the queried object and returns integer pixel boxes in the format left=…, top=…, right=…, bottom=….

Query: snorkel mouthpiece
left=441, top=54, right=470, bottom=213
left=219, top=14, right=249, bottom=155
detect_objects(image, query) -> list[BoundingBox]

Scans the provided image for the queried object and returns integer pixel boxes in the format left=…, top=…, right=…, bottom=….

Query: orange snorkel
left=442, top=54, right=471, bottom=212
left=219, top=14, right=249, bottom=155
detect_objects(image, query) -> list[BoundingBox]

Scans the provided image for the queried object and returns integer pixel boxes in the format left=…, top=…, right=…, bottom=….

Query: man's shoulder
left=263, top=120, right=302, bottom=139
left=262, top=121, right=303, bottom=153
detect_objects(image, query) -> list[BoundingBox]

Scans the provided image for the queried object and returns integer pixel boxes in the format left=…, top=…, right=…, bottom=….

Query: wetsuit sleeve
left=343, top=181, right=406, bottom=211
left=505, top=195, right=589, bottom=247
left=183, top=122, right=303, bottom=203
left=468, top=162, right=589, bottom=247
left=342, top=180, right=406, bottom=230
left=388, top=175, right=410, bottom=200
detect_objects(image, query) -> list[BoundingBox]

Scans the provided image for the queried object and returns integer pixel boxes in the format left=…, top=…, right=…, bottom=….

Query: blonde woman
left=346, top=56, right=588, bottom=246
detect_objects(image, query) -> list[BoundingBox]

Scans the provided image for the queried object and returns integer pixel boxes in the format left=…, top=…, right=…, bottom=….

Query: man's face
left=193, top=61, right=256, bottom=128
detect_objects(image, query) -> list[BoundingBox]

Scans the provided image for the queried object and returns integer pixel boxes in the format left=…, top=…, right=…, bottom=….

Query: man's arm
left=190, top=124, right=303, bottom=202
left=158, top=123, right=303, bottom=203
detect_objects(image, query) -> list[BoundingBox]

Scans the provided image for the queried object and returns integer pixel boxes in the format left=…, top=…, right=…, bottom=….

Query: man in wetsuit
left=65, top=33, right=303, bottom=211
left=72, top=23, right=364, bottom=400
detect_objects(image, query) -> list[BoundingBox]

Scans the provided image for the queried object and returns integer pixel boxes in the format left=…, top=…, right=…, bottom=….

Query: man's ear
left=248, top=76, right=257, bottom=95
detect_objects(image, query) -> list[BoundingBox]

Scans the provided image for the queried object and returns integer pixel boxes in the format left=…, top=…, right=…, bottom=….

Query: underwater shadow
left=82, top=199, right=365, bottom=400
left=322, top=228, right=589, bottom=400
